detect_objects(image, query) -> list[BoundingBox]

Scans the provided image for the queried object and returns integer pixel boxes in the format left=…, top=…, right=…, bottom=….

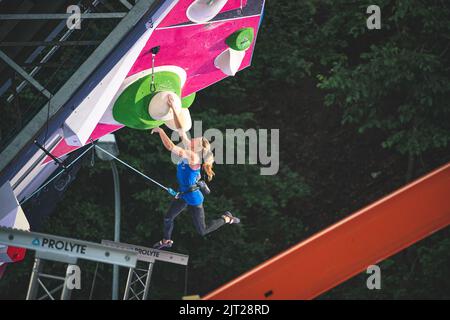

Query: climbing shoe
left=223, top=211, right=240, bottom=224
left=153, top=239, right=173, bottom=250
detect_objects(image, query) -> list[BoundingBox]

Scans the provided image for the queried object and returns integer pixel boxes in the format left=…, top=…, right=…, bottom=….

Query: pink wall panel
left=129, top=15, right=261, bottom=97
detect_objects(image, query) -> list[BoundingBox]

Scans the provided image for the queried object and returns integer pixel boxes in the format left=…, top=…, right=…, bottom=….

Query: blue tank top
left=176, top=159, right=204, bottom=206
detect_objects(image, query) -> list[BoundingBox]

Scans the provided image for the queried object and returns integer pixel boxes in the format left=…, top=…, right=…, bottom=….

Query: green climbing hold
left=112, top=71, right=181, bottom=130
left=181, top=92, right=196, bottom=109
left=226, top=27, right=255, bottom=51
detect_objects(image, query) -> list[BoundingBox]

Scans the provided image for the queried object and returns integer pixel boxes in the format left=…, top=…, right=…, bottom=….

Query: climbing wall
left=44, top=0, right=265, bottom=164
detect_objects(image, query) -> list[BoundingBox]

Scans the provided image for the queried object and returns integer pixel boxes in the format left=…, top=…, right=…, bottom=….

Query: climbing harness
left=175, top=180, right=211, bottom=199
left=174, top=185, right=200, bottom=199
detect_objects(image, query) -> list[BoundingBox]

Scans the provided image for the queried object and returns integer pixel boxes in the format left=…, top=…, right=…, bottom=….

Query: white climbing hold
left=214, top=47, right=246, bottom=76
left=186, top=0, right=229, bottom=24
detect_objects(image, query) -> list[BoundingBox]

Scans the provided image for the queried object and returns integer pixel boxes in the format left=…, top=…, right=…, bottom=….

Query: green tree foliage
left=250, top=0, right=450, bottom=157
left=317, top=1, right=450, bottom=156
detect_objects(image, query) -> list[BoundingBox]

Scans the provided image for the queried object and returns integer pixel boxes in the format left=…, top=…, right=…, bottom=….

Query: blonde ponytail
left=203, top=162, right=215, bottom=182
left=202, top=137, right=215, bottom=181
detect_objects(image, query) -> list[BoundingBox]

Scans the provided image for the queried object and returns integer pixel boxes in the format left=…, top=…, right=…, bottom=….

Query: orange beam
left=204, top=163, right=450, bottom=300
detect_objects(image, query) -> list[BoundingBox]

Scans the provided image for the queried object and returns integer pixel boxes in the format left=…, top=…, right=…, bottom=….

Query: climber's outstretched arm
left=152, top=127, right=173, bottom=150
left=151, top=127, right=197, bottom=163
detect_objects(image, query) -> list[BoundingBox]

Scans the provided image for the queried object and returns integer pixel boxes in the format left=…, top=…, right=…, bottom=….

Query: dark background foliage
left=1, top=0, right=449, bottom=299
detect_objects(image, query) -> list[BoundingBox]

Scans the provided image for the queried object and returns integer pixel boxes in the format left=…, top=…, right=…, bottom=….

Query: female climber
left=152, top=95, right=240, bottom=250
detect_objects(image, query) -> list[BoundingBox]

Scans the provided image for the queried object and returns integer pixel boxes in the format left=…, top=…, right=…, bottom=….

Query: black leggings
left=163, top=198, right=226, bottom=240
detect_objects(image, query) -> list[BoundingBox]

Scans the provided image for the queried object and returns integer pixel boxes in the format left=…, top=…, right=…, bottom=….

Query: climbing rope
left=20, top=139, right=177, bottom=206
left=19, top=144, right=96, bottom=205
left=94, top=144, right=177, bottom=197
